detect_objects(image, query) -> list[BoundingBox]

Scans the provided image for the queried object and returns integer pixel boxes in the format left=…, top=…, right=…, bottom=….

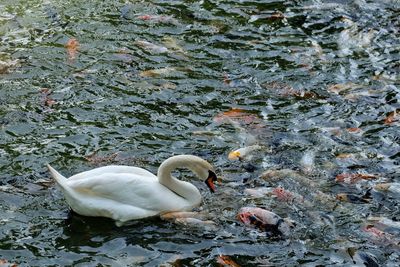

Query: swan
left=47, top=155, right=217, bottom=226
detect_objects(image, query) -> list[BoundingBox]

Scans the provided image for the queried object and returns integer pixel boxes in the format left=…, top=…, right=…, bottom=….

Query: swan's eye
left=205, top=170, right=217, bottom=193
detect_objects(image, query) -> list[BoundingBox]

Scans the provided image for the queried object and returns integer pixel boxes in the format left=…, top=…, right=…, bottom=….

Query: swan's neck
left=157, top=155, right=202, bottom=208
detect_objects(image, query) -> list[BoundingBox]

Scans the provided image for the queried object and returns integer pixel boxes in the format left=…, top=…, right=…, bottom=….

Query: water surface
left=1, top=0, right=399, bottom=266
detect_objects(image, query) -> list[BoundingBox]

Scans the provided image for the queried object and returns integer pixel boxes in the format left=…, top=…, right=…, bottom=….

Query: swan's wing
left=66, top=173, right=186, bottom=211
left=68, top=165, right=157, bottom=181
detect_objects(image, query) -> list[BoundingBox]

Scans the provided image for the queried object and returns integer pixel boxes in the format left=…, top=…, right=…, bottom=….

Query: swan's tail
left=47, top=164, right=68, bottom=187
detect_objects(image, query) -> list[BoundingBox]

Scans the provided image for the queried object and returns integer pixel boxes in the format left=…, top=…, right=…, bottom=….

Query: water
left=1, top=0, right=399, bottom=265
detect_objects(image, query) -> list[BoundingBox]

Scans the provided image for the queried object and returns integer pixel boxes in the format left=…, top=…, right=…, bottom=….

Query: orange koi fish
left=65, top=38, right=79, bottom=61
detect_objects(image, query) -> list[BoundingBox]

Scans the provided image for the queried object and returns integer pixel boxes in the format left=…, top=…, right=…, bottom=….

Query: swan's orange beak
left=205, top=170, right=217, bottom=193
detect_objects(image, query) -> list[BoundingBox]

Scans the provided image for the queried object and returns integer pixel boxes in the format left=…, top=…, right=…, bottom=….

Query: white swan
left=47, top=155, right=217, bottom=226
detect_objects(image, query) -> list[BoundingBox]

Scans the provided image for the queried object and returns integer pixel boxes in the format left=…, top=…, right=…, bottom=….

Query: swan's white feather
left=48, top=155, right=211, bottom=225
left=66, top=172, right=192, bottom=211
left=68, top=165, right=157, bottom=181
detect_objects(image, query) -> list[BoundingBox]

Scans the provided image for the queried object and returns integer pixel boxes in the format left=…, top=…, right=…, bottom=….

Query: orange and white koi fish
left=327, top=82, right=361, bottom=94
left=134, top=40, right=168, bottom=54
left=137, top=15, right=178, bottom=25
left=237, top=207, right=290, bottom=237
left=139, top=67, right=179, bottom=78
left=374, top=183, right=400, bottom=195
left=228, top=145, right=262, bottom=161
left=216, top=255, right=241, bottom=267
left=367, top=216, right=400, bottom=232
left=244, top=187, right=273, bottom=198
left=335, top=173, right=377, bottom=184
left=174, top=217, right=217, bottom=230
left=272, top=187, right=304, bottom=203
left=214, top=108, right=259, bottom=125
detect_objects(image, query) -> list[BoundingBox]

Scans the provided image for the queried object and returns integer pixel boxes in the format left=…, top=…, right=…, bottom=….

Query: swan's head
left=204, top=170, right=218, bottom=193
left=159, top=155, right=218, bottom=192
left=185, top=156, right=218, bottom=193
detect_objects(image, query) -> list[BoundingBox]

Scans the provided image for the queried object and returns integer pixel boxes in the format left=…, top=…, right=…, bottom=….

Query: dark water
left=1, top=0, right=399, bottom=266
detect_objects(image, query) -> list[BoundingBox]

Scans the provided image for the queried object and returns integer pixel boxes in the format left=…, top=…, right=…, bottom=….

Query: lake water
left=1, top=0, right=399, bottom=266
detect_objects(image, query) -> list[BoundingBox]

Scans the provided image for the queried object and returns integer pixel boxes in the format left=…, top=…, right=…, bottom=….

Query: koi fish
left=237, top=207, right=290, bottom=237
left=261, top=169, right=320, bottom=189
left=327, top=82, right=362, bottom=94
left=162, top=36, right=186, bottom=54
left=248, top=12, right=285, bottom=23
left=346, top=127, right=362, bottom=133
left=134, top=40, right=168, bottom=54
left=174, top=217, right=217, bottom=230
left=139, top=67, right=180, bottom=78
left=363, top=223, right=400, bottom=248
left=343, top=90, right=377, bottom=101
left=363, top=225, right=386, bottom=238
left=137, top=15, right=178, bottom=25
left=300, top=2, right=345, bottom=10
left=0, top=259, right=18, bottom=267
left=261, top=81, right=317, bottom=99
left=336, top=190, right=372, bottom=204
left=300, top=151, right=315, bottom=174
left=272, top=187, right=294, bottom=202
left=347, top=248, right=379, bottom=267
left=0, top=59, right=19, bottom=74
left=228, top=145, right=262, bottom=161
left=336, top=153, right=355, bottom=159
left=174, top=217, right=215, bottom=225
left=216, top=255, right=241, bottom=267
left=33, top=178, right=54, bottom=187
left=39, top=88, right=56, bottom=108
left=65, top=38, right=79, bottom=61
left=374, top=183, right=400, bottom=195
left=367, top=216, right=400, bottom=233
left=244, top=187, right=273, bottom=198
left=383, top=110, right=399, bottom=125
left=338, top=23, right=376, bottom=57
left=272, top=187, right=304, bottom=203
left=310, top=39, right=325, bottom=60
left=160, top=211, right=207, bottom=220
left=335, top=173, right=377, bottom=184
left=214, top=108, right=259, bottom=125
